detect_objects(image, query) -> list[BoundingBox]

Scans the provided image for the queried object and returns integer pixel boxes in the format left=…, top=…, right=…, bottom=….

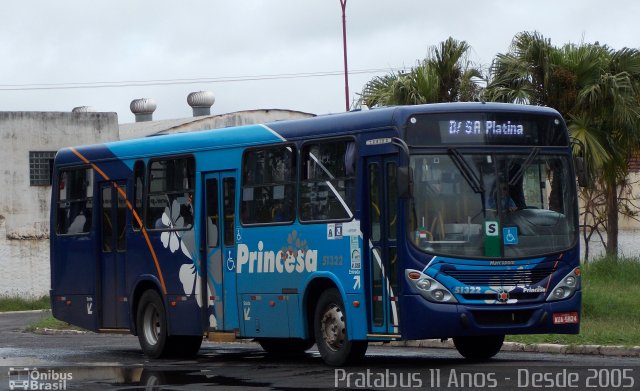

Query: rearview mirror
left=398, top=166, right=413, bottom=198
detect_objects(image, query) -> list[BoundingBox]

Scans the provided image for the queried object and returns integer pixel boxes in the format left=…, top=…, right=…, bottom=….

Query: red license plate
left=552, top=312, right=579, bottom=324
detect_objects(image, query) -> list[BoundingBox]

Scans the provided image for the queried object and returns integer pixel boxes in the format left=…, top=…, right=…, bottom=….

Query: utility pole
left=340, top=0, right=349, bottom=111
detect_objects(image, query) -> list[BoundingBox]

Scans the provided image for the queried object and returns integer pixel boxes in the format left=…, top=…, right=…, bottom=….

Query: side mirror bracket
left=391, top=137, right=413, bottom=198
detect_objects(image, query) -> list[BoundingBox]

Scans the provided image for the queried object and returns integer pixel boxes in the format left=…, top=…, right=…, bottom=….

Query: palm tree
left=360, top=37, right=483, bottom=107
left=486, top=32, right=640, bottom=257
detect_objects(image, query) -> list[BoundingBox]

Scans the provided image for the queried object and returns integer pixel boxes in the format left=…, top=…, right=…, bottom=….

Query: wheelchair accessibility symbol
left=226, top=250, right=235, bottom=271
left=503, top=227, right=518, bottom=245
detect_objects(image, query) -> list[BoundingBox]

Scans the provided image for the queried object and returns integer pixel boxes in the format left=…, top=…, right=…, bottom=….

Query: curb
left=34, top=327, right=87, bottom=335
left=0, top=309, right=51, bottom=315
left=379, top=339, right=640, bottom=357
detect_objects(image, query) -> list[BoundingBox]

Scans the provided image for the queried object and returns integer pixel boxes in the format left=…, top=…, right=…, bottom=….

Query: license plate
left=552, top=312, right=579, bottom=324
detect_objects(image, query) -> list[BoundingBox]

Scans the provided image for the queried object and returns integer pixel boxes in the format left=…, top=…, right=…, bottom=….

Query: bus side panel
left=165, top=296, right=204, bottom=336
left=51, top=235, right=97, bottom=294
left=236, top=222, right=368, bottom=340
left=51, top=294, right=98, bottom=331
left=50, top=233, right=99, bottom=330
left=126, top=228, right=206, bottom=337
left=240, top=294, right=290, bottom=338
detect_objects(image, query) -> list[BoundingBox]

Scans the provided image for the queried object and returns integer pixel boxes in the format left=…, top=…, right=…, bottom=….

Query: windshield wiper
left=448, top=148, right=484, bottom=194
left=508, top=147, right=540, bottom=186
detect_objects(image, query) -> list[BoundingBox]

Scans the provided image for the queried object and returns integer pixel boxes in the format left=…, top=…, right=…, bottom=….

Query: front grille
left=461, top=292, right=544, bottom=301
left=472, top=310, right=534, bottom=325
left=443, top=268, right=553, bottom=286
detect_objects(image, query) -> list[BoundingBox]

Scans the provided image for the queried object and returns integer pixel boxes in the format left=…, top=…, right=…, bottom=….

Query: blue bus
left=50, top=102, right=581, bottom=365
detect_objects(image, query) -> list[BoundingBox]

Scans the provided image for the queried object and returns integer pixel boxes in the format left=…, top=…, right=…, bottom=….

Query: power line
left=0, top=67, right=407, bottom=91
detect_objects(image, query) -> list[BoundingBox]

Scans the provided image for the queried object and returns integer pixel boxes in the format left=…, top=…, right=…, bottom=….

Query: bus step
left=367, top=333, right=401, bottom=340
left=208, top=332, right=236, bottom=342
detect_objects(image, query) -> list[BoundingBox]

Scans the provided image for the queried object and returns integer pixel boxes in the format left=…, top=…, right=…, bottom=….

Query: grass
left=0, top=295, right=50, bottom=312
left=506, top=256, right=640, bottom=347
left=24, top=315, right=84, bottom=333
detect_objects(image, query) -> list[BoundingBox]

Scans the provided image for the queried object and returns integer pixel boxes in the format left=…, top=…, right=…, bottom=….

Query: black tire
left=453, top=335, right=504, bottom=360
left=136, top=289, right=170, bottom=358
left=257, top=338, right=314, bottom=356
left=136, top=290, right=203, bottom=359
left=314, top=288, right=367, bottom=366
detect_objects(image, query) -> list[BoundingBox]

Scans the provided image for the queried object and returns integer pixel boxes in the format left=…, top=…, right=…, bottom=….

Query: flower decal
left=157, top=198, right=205, bottom=309
left=179, top=262, right=212, bottom=309
left=280, top=229, right=308, bottom=260
left=159, top=199, right=192, bottom=258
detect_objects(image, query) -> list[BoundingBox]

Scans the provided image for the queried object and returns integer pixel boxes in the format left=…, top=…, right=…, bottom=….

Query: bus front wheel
left=313, top=288, right=367, bottom=366
left=453, top=335, right=504, bottom=360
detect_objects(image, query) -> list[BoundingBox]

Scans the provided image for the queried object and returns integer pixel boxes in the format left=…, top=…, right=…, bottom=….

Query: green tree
left=360, top=37, right=482, bottom=107
left=486, top=32, right=640, bottom=257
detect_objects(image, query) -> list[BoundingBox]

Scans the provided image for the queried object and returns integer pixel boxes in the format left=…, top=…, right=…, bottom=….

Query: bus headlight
left=546, top=267, right=581, bottom=302
left=406, top=269, right=457, bottom=303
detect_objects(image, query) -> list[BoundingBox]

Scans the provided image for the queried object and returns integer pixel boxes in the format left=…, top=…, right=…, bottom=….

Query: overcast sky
left=1, top=1, right=638, bottom=123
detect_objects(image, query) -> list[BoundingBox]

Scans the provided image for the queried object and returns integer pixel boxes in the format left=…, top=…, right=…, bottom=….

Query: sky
left=1, top=0, right=638, bottom=123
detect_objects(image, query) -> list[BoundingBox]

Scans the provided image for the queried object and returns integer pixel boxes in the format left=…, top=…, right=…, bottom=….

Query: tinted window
left=300, top=140, right=356, bottom=221
left=241, top=146, right=296, bottom=224
left=146, top=157, right=195, bottom=230
left=133, top=160, right=145, bottom=230
left=223, top=178, right=236, bottom=245
left=56, top=167, right=93, bottom=235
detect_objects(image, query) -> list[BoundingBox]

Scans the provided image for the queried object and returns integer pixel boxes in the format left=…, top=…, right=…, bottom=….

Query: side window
left=223, top=177, right=236, bottom=245
left=241, top=145, right=296, bottom=225
left=300, top=139, right=356, bottom=221
left=133, top=160, right=145, bottom=231
left=56, top=167, right=93, bottom=235
left=206, top=178, right=219, bottom=248
left=145, top=156, right=195, bottom=230
left=369, top=163, right=381, bottom=241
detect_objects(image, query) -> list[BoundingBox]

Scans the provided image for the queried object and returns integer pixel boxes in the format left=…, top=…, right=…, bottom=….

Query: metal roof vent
left=187, top=91, right=215, bottom=117
left=72, top=106, right=96, bottom=113
left=130, top=98, right=157, bottom=122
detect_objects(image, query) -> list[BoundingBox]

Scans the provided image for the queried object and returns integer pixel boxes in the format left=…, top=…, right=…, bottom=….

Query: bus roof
left=54, top=102, right=562, bottom=166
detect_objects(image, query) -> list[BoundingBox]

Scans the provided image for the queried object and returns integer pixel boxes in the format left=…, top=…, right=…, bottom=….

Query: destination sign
left=406, top=112, right=568, bottom=146
left=448, top=120, right=524, bottom=137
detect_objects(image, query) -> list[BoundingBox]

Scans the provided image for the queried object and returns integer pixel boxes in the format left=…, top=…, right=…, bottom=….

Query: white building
left=0, top=111, right=119, bottom=297
left=0, top=93, right=313, bottom=297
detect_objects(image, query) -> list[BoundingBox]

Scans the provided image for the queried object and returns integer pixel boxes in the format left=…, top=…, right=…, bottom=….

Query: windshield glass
left=409, top=152, right=577, bottom=258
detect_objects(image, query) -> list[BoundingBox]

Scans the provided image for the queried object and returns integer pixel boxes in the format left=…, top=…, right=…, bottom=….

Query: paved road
left=1, top=311, right=640, bottom=390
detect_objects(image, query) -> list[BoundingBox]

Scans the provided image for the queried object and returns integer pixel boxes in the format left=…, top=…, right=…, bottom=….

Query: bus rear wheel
left=136, top=290, right=169, bottom=358
left=136, top=290, right=203, bottom=359
left=453, top=335, right=504, bottom=360
left=314, top=288, right=367, bottom=366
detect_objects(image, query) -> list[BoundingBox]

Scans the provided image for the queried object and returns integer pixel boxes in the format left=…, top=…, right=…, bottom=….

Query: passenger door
left=99, top=180, right=128, bottom=329
left=202, top=171, right=238, bottom=331
left=365, top=156, right=400, bottom=335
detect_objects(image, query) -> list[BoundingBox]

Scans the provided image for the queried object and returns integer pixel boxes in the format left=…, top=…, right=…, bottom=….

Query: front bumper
left=399, top=291, right=581, bottom=340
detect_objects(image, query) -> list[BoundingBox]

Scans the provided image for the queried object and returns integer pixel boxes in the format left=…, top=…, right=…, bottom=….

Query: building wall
left=0, top=112, right=119, bottom=297
left=619, top=171, right=640, bottom=230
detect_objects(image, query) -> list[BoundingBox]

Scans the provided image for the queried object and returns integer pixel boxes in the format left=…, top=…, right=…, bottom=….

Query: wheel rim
left=320, top=303, right=346, bottom=351
left=142, top=303, right=161, bottom=346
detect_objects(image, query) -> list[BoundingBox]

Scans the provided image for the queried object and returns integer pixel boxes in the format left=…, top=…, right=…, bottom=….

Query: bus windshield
left=409, top=151, right=577, bottom=258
